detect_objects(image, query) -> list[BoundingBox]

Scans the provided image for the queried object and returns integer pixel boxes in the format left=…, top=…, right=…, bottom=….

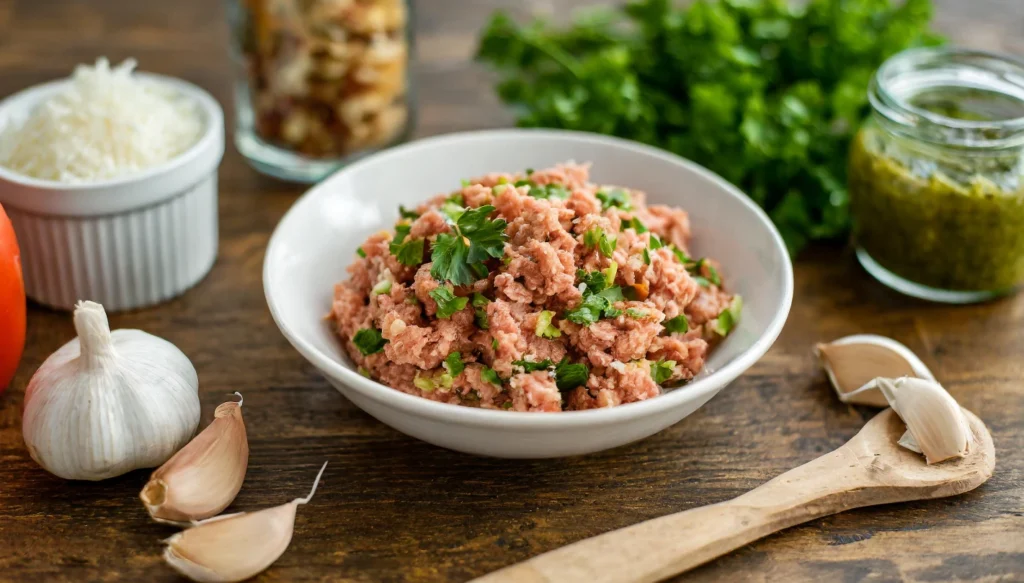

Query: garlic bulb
left=163, top=462, right=328, bottom=583
left=815, top=334, right=935, bottom=407
left=142, top=393, right=249, bottom=525
left=875, top=377, right=972, bottom=464
left=22, top=301, right=201, bottom=480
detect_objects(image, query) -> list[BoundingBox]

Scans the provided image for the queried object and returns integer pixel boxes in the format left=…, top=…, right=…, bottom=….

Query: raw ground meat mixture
left=330, top=162, right=741, bottom=412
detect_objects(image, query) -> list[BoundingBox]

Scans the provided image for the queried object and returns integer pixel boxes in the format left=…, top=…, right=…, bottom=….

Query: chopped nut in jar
left=241, top=0, right=411, bottom=158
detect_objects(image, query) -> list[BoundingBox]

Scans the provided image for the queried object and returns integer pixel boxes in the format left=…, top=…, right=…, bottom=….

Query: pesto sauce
left=849, top=127, right=1024, bottom=292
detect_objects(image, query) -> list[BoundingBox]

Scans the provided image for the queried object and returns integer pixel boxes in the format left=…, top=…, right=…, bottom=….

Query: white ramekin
left=0, top=74, right=224, bottom=312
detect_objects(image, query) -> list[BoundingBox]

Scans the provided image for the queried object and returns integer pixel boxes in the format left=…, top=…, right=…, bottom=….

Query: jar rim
left=869, top=47, right=1024, bottom=149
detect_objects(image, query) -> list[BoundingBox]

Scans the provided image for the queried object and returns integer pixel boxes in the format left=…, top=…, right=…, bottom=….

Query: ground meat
left=509, top=371, right=562, bottom=412
left=331, top=162, right=738, bottom=411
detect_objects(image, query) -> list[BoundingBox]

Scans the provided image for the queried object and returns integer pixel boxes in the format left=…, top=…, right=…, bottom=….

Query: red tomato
left=0, top=203, right=25, bottom=392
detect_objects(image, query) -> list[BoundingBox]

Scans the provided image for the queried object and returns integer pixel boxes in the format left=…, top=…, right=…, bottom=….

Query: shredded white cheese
left=0, top=58, right=203, bottom=183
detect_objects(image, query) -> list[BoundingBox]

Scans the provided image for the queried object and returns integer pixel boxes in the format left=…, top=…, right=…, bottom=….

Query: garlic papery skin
left=163, top=462, right=328, bottom=583
left=141, top=393, right=249, bottom=525
left=22, top=301, right=201, bottom=481
left=875, top=377, right=972, bottom=464
left=815, top=334, right=936, bottom=407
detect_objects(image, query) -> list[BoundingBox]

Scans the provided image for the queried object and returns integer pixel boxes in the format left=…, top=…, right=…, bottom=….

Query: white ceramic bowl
left=264, top=129, right=793, bottom=458
left=0, top=73, right=224, bottom=312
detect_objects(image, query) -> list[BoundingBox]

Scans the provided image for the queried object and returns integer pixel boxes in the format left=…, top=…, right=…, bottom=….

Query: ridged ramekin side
left=7, top=174, right=218, bottom=312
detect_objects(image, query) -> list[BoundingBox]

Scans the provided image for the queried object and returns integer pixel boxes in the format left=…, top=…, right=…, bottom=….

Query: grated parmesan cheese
left=0, top=58, right=203, bottom=183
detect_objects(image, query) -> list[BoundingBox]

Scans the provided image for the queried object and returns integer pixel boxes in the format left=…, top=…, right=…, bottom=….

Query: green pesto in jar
left=849, top=126, right=1024, bottom=292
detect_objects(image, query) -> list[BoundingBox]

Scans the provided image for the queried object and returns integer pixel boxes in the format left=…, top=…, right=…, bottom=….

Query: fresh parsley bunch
left=477, top=0, right=941, bottom=254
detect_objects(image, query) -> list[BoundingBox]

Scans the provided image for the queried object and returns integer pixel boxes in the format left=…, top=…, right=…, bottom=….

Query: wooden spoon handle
left=472, top=446, right=874, bottom=583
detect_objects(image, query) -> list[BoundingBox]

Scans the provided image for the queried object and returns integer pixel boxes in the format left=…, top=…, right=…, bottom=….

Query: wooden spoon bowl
left=474, top=408, right=995, bottom=583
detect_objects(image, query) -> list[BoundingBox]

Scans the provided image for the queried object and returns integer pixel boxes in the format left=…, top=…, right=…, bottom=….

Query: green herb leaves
left=651, top=359, right=676, bottom=385
left=390, top=223, right=425, bottom=267
left=431, top=204, right=508, bottom=286
left=429, top=284, right=469, bottom=319
left=353, top=328, right=387, bottom=356
left=513, top=358, right=555, bottom=373
left=596, top=188, right=631, bottom=211
left=477, top=0, right=942, bottom=255
left=554, top=357, right=589, bottom=391
left=712, top=295, right=743, bottom=336
left=584, top=228, right=617, bottom=258
left=444, top=352, right=466, bottom=377
left=566, top=269, right=625, bottom=326
left=663, top=314, right=689, bottom=334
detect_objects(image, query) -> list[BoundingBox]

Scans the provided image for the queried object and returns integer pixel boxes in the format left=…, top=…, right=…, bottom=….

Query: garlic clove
left=22, top=300, right=200, bottom=481
left=875, top=377, right=972, bottom=464
left=815, top=334, right=935, bottom=407
left=163, top=462, right=328, bottom=583
left=141, top=393, right=249, bottom=526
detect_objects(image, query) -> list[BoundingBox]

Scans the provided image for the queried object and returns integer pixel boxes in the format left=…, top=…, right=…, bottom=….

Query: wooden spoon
left=473, top=408, right=995, bottom=583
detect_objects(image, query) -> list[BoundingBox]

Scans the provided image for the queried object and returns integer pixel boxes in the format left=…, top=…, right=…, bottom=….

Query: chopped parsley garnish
left=356, top=247, right=366, bottom=258
left=535, top=310, right=562, bottom=338
left=583, top=228, right=616, bottom=258
left=687, top=258, right=722, bottom=287
left=602, top=261, right=618, bottom=284
left=596, top=188, right=632, bottom=211
left=399, top=205, right=420, bottom=220
left=390, top=223, right=425, bottom=266
left=515, top=179, right=571, bottom=200
left=663, top=314, right=690, bottom=334
left=712, top=295, right=743, bottom=336
left=554, top=357, right=589, bottom=391
left=623, top=217, right=648, bottom=233
left=512, top=358, right=555, bottom=373
left=565, top=277, right=625, bottom=326
left=357, top=367, right=371, bottom=378
left=460, top=179, right=471, bottom=188
left=649, top=234, right=664, bottom=250
left=430, top=204, right=508, bottom=286
left=670, top=245, right=691, bottom=264
left=502, top=401, right=513, bottom=409
left=481, top=366, right=503, bottom=386
left=525, top=168, right=534, bottom=175
left=444, top=352, right=465, bottom=377
left=491, top=338, right=499, bottom=351
left=472, top=292, right=491, bottom=329
left=429, top=284, right=469, bottom=319
left=353, top=328, right=387, bottom=356
left=651, top=359, right=677, bottom=385
left=642, top=248, right=651, bottom=265
left=625, top=308, right=647, bottom=318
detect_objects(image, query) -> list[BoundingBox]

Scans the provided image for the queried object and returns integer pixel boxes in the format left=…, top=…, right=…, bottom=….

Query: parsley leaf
left=567, top=270, right=625, bottom=325
left=444, top=352, right=466, bottom=377
left=399, top=205, right=420, bottom=220
left=353, top=328, right=388, bottom=356
left=577, top=268, right=609, bottom=294
left=512, top=358, right=555, bottom=373
left=472, top=292, right=491, bottom=329
left=429, top=284, right=469, bottom=319
left=625, top=308, right=647, bottom=318
left=649, top=234, right=663, bottom=250
left=670, top=245, right=691, bottom=264
left=651, top=359, right=677, bottom=385
left=554, top=357, right=589, bottom=391
left=664, top=314, right=690, bottom=334
left=431, top=204, right=508, bottom=286
left=565, top=294, right=610, bottom=326
left=712, top=295, right=743, bottom=336
left=529, top=182, right=571, bottom=200
left=596, top=188, right=632, bottom=211
left=477, top=1, right=943, bottom=255
left=356, top=247, right=366, bottom=258
left=584, top=228, right=616, bottom=258
left=390, top=230, right=425, bottom=266
left=623, top=217, right=648, bottom=233
left=481, top=366, right=503, bottom=386
left=642, top=248, right=651, bottom=265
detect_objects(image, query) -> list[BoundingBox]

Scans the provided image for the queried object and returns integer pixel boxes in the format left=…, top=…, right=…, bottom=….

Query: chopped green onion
left=535, top=310, right=562, bottom=338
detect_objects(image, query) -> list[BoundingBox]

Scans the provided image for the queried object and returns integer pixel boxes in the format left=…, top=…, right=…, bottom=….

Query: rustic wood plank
left=0, top=1, right=1022, bottom=582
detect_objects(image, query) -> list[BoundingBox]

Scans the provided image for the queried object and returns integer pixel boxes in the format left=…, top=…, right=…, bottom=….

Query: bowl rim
left=0, top=72, right=225, bottom=214
left=264, top=128, right=794, bottom=429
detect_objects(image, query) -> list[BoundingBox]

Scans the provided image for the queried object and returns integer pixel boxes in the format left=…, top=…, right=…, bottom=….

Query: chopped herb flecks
left=353, top=328, right=388, bottom=356
left=554, top=358, right=589, bottom=391
left=429, top=284, right=469, bottom=319
left=431, top=204, right=508, bottom=286
left=596, top=188, right=632, bottom=211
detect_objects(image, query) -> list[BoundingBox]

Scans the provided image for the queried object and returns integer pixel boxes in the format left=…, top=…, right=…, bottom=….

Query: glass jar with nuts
left=229, top=0, right=413, bottom=182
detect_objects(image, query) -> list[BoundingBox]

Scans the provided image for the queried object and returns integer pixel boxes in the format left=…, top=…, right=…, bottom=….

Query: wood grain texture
left=0, top=1, right=1022, bottom=582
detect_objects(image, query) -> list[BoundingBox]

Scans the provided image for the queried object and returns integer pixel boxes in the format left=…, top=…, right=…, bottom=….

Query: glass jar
left=227, top=0, right=414, bottom=182
left=850, top=48, right=1024, bottom=303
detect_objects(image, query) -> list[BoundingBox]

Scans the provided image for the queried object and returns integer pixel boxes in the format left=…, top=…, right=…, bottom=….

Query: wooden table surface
left=1, top=1, right=1022, bottom=581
